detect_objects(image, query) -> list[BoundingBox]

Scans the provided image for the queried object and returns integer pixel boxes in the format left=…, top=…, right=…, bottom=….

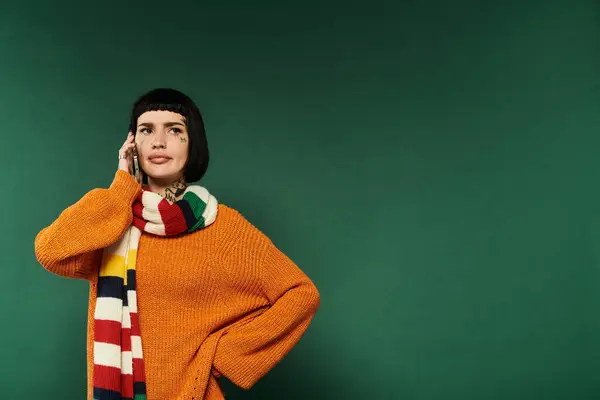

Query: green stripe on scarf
left=184, top=190, right=210, bottom=231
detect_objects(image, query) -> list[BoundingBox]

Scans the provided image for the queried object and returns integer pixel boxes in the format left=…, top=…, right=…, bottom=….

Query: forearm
left=34, top=170, right=141, bottom=279
left=212, top=235, right=320, bottom=389
left=212, top=280, right=320, bottom=389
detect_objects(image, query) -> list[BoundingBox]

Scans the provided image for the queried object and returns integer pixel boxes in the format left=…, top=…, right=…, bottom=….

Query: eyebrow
left=137, top=121, right=186, bottom=128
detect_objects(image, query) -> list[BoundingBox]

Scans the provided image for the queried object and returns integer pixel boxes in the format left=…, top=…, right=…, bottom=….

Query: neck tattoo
left=163, top=177, right=187, bottom=203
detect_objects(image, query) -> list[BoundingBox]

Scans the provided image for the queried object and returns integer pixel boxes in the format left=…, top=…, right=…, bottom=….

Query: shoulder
left=214, top=203, right=254, bottom=229
left=211, top=203, right=272, bottom=245
left=214, top=203, right=246, bottom=223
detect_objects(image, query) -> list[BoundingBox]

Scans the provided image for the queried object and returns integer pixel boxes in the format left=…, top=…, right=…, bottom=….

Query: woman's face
left=135, top=110, right=189, bottom=182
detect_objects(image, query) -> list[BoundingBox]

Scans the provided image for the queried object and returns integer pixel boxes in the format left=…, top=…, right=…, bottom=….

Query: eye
left=169, top=127, right=182, bottom=134
left=140, top=127, right=152, bottom=135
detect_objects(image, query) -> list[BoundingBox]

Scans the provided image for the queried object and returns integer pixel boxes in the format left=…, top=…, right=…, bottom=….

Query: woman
left=34, top=88, right=321, bottom=400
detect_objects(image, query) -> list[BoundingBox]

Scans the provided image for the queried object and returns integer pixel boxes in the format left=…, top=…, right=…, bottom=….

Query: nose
left=150, top=129, right=167, bottom=149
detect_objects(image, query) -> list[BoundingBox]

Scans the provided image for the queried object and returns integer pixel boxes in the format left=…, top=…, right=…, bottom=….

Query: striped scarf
left=92, top=185, right=218, bottom=400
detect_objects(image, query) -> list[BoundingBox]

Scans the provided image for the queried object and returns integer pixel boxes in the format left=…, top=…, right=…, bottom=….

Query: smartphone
left=132, top=146, right=141, bottom=184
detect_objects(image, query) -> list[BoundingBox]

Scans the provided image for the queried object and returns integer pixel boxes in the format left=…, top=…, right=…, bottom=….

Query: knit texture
left=34, top=170, right=321, bottom=400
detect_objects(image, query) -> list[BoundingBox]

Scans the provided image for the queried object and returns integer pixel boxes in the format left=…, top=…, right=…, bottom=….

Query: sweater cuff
left=109, top=170, right=142, bottom=204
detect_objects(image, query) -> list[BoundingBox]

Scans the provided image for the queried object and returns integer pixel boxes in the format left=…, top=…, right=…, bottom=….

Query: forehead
left=137, top=110, right=185, bottom=125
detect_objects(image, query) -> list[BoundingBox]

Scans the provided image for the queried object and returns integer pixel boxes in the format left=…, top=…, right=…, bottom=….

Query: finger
left=121, top=142, right=136, bottom=151
left=119, top=146, right=132, bottom=155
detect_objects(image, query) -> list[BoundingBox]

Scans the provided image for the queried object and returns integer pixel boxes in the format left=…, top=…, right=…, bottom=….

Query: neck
left=148, top=175, right=187, bottom=203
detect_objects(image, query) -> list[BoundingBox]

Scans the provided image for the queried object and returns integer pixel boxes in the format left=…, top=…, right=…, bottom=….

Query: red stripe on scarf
left=94, top=320, right=122, bottom=345
left=133, top=357, right=147, bottom=382
left=158, top=198, right=188, bottom=235
left=132, top=201, right=147, bottom=231
left=121, top=373, right=134, bottom=399
left=94, top=364, right=122, bottom=392
left=131, top=312, right=141, bottom=336
left=121, top=327, right=132, bottom=352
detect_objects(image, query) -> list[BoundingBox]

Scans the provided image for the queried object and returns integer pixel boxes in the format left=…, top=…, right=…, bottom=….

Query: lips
left=149, top=158, right=171, bottom=164
left=148, top=153, right=172, bottom=164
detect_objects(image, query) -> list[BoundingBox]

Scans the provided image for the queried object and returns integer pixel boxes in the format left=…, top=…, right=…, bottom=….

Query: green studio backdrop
left=1, top=1, right=599, bottom=399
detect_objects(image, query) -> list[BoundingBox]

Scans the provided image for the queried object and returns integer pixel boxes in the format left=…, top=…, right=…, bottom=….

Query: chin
left=145, top=168, right=181, bottom=182
left=141, top=159, right=186, bottom=182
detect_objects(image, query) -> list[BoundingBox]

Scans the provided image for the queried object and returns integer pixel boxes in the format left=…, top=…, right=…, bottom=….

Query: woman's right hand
left=118, top=132, right=137, bottom=174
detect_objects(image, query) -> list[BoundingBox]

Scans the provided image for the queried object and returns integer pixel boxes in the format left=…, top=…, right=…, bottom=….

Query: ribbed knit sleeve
left=34, top=170, right=142, bottom=280
left=212, top=232, right=321, bottom=390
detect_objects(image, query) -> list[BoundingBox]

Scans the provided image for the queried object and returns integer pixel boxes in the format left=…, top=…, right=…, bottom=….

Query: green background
left=1, top=0, right=599, bottom=398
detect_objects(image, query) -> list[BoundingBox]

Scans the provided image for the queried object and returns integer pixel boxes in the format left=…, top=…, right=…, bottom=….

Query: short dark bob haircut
left=129, top=88, right=209, bottom=183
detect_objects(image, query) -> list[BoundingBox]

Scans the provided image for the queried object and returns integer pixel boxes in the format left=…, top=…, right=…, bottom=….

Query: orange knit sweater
left=34, top=170, right=320, bottom=400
